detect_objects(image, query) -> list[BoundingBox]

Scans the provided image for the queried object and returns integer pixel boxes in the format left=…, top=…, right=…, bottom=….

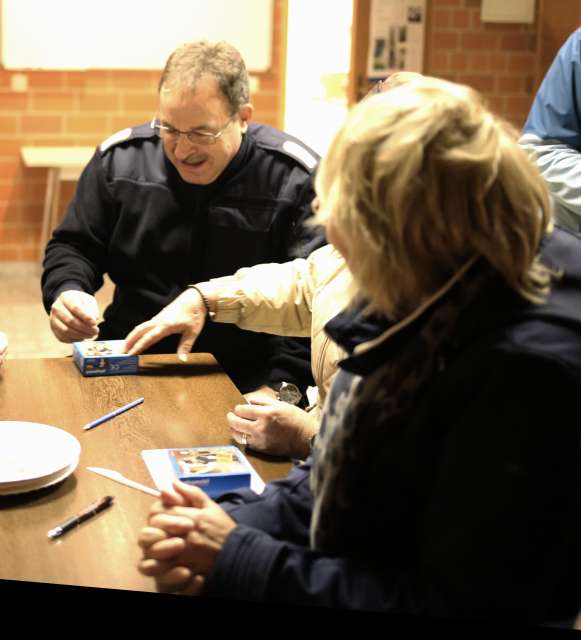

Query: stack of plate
left=0, top=421, right=81, bottom=495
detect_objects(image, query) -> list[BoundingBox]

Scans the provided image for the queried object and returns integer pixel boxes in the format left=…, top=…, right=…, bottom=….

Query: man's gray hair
left=159, top=40, right=250, bottom=114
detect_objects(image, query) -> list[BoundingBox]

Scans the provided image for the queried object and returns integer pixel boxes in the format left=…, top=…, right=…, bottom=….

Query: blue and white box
left=73, top=339, right=138, bottom=377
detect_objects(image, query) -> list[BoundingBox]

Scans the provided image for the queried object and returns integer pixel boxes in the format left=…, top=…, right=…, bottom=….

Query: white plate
left=0, top=457, right=80, bottom=495
left=0, top=421, right=81, bottom=484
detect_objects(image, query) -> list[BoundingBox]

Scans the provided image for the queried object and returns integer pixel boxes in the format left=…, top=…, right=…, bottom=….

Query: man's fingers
left=51, top=304, right=98, bottom=337
left=60, top=293, right=99, bottom=325
left=50, top=316, right=97, bottom=342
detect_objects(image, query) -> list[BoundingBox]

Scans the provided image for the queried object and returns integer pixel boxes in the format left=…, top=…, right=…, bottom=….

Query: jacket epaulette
left=250, top=124, right=319, bottom=171
left=99, top=121, right=156, bottom=155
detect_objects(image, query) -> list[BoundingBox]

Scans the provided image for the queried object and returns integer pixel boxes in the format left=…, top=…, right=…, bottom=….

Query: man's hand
left=137, top=481, right=236, bottom=594
left=49, top=290, right=100, bottom=343
left=124, top=288, right=206, bottom=360
left=228, top=396, right=317, bottom=459
left=0, top=331, right=7, bottom=368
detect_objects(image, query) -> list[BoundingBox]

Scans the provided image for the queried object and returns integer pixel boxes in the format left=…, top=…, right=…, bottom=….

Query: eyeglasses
left=151, top=117, right=234, bottom=146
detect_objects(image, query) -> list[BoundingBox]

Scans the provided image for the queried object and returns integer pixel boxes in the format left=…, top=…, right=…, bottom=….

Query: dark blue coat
left=207, top=227, right=581, bottom=625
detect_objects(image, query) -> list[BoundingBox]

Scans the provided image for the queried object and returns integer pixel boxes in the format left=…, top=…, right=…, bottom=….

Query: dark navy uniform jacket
left=41, top=122, right=325, bottom=392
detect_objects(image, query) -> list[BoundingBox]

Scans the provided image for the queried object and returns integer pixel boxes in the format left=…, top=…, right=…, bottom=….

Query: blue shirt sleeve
left=523, top=28, right=581, bottom=148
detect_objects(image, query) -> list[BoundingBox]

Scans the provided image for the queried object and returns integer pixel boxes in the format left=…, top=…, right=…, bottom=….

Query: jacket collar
left=326, top=227, right=581, bottom=377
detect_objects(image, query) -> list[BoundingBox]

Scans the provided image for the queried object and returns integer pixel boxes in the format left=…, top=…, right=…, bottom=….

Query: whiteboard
left=0, top=0, right=273, bottom=71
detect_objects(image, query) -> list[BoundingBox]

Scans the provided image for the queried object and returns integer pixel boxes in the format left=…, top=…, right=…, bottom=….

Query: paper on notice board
left=367, top=0, right=426, bottom=79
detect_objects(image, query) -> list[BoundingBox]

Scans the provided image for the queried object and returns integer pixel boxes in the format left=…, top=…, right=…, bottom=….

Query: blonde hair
left=315, top=75, right=552, bottom=319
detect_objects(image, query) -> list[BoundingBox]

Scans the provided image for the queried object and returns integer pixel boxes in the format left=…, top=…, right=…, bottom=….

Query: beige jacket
left=197, top=244, right=351, bottom=418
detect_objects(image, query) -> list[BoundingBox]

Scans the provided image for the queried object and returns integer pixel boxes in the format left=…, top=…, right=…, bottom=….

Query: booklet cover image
left=168, top=445, right=252, bottom=496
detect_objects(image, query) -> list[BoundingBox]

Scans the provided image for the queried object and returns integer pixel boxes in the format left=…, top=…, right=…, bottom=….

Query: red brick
left=0, top=72, right=11, bottom=89
left=432, top=9, right=451, bottom=29
left=449, top=53, right=468, bottom=72
left=0, top=92, right=29, bottom=111
left=19, top=204, right=43, bottom=224
left=457, top=74, right=495, bottom=93
left=489, top=54, right=507, bottom=73
left=21, top=246, right=40, bottom=261
left=252, top=74, right=280, bottom=93
left=452, top=9, right=470, bottom=29
left=21, top=115, right=63, bottom=135
left=496, top=75, right=522, bottom=92
left=0, top=162, right=21, bottom=180
left=81, top=71, right=112, bottom=91
left=66, top=115, right=109, bottom=135
left=0, top=247, right=20, bottom=260
left=505, top=95, right=534, bottom=114
left=500, top=33, right=535, bottom=52
left=31, top=92, right=76, bottom=111
left=0, top=116, right=20, bottom=135
left=432, top=31, right=459, bottom=50
left=0, top=140, right=23, bottom=156
left=461, top=32, right=498, bottom=50
left=0, top=224, right=37, bottom=243
left=507, top=54, right=535, bottom=73
left=64, top=72, right=88, bottom=89
left=111, top=71, right=158, bottom=91
left=436, top=0, right=461, bottom=5
left=252, top=93, right=281, bottom=114
left=78, top=93, right=120, bottom=112
left=27, top=72, right=65, bottom=89
left=468, top=53, right=490, bottom=71
left=121, top=94, right=157, bottom=112
left=429, top=51, right=450, bottom=73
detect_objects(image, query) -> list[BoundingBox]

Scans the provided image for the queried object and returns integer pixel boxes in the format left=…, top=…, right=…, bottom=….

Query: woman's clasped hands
left=137, top=479, right=236, bottom=594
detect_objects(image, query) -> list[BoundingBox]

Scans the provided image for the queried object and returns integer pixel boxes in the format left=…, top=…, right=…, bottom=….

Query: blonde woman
left=137, top=77, right=581, bottom=625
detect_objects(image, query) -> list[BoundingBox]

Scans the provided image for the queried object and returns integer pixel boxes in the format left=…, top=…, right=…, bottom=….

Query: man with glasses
left=41, top=40, right=323, bottom=395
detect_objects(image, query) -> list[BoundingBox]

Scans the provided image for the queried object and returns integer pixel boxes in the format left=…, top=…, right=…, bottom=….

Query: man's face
left=158, top=76, right=252, bottom=185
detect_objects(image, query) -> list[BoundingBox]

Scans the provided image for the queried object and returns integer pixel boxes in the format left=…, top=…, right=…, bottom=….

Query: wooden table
left=20, top=146, right=95, bottom=263
left=0, top=354, right=292, bottom=593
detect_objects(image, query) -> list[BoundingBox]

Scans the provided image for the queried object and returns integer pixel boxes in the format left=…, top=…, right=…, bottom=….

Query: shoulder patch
left=282, top=140, right=318, bottom=170
left=99, top=127, right=133, bottom=154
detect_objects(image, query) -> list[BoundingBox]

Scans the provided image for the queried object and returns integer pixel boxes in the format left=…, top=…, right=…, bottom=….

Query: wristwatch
left=277, top=381, right=302, bottom=406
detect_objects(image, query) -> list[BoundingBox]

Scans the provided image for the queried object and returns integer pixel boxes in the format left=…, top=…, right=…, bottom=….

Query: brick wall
left=0, top=0, right=286, bottom=262
left=424, top=0, right=537, bottom=127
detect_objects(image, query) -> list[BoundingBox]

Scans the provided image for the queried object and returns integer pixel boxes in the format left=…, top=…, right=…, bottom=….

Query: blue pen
left=83, top=397, right=144, bottom=431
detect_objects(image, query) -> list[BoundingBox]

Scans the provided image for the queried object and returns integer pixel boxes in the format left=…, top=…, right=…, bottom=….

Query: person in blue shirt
left=520, top=28, right=581, bottom=231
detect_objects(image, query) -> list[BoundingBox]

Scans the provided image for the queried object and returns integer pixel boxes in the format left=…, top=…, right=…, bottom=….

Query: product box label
left=73, top=340, right=138, bottom=377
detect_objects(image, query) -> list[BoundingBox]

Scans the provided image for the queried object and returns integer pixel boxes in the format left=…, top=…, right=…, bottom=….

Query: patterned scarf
left=310, top=256, right=491, bottom=552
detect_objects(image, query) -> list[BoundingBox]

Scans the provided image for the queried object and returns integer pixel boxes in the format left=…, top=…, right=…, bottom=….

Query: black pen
left=47, top=495, right=114, bottom=540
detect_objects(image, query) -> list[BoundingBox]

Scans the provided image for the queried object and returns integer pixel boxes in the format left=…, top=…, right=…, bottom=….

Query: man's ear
left=238, top=103, right=254, bottom=132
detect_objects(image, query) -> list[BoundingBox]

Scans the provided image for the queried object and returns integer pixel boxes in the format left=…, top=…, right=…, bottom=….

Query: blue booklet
left=142, top=445, right=260, bottom=498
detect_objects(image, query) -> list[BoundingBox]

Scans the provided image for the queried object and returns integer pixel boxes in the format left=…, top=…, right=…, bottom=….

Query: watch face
left=278, top=382, right=302, bottom=405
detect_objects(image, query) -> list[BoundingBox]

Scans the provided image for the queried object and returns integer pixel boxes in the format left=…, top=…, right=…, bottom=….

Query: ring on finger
left=241, top=433, right=248, bottom=446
